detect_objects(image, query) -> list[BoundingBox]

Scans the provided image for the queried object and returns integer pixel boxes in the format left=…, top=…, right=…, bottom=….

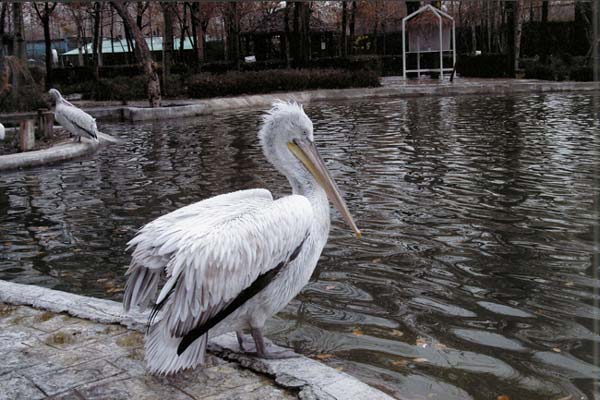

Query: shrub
left=187, top=68, right=380, bottom=99
left=456, top=54, right=509, bottom=78
left=0, top=85, right=50, bottom=113
left=570, top=66, right=592, bottom=81
left=524, top=63, right=555, bottom=80
left=83, top=76, right=148, bottom=101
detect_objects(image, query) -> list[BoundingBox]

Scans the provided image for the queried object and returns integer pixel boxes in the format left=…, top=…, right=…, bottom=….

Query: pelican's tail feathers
left=123, top=263, right=161, bottom=312
left=145, top=320, right=208, bottom=375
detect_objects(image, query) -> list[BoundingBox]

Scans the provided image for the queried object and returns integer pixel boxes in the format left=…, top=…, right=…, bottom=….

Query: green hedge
left=0, top=85, right=50, bottom=113
left=524, top=55, right=592, bottom=81
left=456, top=54, right=509, bottom=78
left=82, top=76, right=148, bottom=101
left=187, top=68, right=380, bottom=99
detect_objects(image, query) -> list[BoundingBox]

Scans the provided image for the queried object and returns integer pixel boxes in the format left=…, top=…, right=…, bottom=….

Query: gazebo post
left=437, top=11, right=443, bottom=80
left=452, top=19, right=456, bottom=72
left=402, top=19, right=406, bottom=79
left=417, top=36, right=420, bottom=78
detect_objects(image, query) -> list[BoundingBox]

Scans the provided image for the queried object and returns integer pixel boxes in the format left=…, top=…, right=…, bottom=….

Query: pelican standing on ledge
left=123, top=101, right=361, bottom=375
left=48, top=88, right=98, bottom=142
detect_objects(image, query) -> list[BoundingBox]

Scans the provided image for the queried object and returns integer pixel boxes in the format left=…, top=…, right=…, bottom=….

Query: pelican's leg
left=249, top=328, right=298, bottom=359
left=236, top=330, right=246, bottom=352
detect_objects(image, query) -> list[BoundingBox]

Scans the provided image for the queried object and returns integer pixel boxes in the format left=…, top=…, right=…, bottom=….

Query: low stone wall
left=0, top=140, right=97, bottom=172
left=0, top=132, right=119, bottom=172
left=0, top=280, right=395, bottom=400
left=117, top=79, right=600, bottom=122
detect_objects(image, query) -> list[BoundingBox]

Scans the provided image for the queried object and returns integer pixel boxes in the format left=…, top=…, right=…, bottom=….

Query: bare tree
left=110, top=1, right=161, bottom=107
left=33, top=2, right=58, bottom=90
left=161, top=2, right=174, bottom=82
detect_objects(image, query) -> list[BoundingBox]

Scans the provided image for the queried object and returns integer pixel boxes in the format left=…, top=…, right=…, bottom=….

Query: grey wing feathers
left=123, top=189, right=274, bottom=312
left=57, top=103, right=98, bottom=140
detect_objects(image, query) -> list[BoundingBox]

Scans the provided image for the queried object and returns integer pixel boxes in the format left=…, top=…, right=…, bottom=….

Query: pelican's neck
left=288, top=172, right=330, bottom=238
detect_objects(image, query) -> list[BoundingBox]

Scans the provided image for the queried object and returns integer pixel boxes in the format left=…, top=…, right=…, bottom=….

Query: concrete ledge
left=118, top=79, right=600, bottom=122
left=0, top=133, right=119, bottom=172
left=0, top=140, right=97, bottom=172
left=0, top=280, right=395, bottom=400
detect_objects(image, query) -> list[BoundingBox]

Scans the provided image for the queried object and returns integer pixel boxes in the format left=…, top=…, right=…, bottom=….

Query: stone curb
left=0, top=132, right=119, bottom=172
left=118, top=80, right=600, bottom=122
left=0, top=280, right=395, bottom=400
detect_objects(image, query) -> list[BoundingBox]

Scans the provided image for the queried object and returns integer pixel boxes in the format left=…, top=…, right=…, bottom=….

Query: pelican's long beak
left=288, top=139, right=361, bottom=238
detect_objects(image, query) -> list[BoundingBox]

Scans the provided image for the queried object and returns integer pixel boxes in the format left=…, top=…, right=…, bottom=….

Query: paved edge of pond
left=119, top=79, right=600, bottom=122
left=0, top=280, right=396, bottom=400
left=0, top=132, right=119, bottom=172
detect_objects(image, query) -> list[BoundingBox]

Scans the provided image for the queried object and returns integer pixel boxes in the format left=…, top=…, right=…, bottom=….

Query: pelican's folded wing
left=57, top=103, right=98, bottom=140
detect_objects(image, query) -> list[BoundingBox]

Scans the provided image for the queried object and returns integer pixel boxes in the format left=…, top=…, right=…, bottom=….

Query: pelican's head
left=259, top=101, right=361, bottom=238
left=48, top=88, right=62, bottom=102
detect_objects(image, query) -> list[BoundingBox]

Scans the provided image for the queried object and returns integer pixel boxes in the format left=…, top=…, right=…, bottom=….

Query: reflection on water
left=1, top=93, right=599, bottom=400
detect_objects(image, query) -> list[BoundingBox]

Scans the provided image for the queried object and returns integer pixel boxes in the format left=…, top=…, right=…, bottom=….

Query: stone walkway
left=0, top=303, right=295, bottom=400
left=0, top=281, right=396, bottom=400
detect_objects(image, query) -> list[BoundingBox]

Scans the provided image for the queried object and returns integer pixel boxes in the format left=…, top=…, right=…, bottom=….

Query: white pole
left=417, top=36, right=420, bottom=78
left=402, top=19, right=406, bottom=79
left=452, top=19, right=456, bottom=70
left=438, top=12, right=443, bottom=80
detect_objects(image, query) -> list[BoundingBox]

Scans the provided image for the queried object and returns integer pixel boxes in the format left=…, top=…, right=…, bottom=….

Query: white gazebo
left=402, top=4, right=456, bottom=79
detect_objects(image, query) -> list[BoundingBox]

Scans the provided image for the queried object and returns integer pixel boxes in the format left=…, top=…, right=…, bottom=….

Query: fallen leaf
left=315, top=354, right=334, bottom=360
left=497, top=396, right=511, bottom=400
left=413, top=357, right=428, bottom=363
left=351, top=328, right=364, bottom=336
left=325, top=285, right=336, bottom=290
left=335, top=367, right=344, bottom=371
left=565, top=282, right=574, bottom=287
left=372, top=258, right=382, bottom=264
left=391, top=359, right=407, bottom=367
left=552, top=347, right=561, bottom=353
left=390, top=329, right=404, bottom=337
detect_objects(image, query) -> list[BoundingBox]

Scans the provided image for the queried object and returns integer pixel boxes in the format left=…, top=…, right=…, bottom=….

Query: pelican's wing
left=56, top=102, right=98, bottom=140
left=124, top=187, right=314, bottom=338
left=123, top=188, right=274, bottom=311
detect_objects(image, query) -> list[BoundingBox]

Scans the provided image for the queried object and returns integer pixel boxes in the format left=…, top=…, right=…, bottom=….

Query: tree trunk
left=162, top=2, right=174, bottom=82
left=92, top=2, right=101, bottom=79
left=341, top=2, right=347, bottom=58
left=111, top=1, right=161, bottom=107
left=514, top=0, right=523, bottom=72
left=284, top=2, right=291, bottom=67
left=293, top=2, right=300, bottom=64
left=190, top=3, right=204, bottom=64
left=190, top=4, right=198, bottom=64
left=539, top=1, right=548, bottom=62
left=226, top=3, right=240, bottom=69
left=43, top=11, right=52, bottom=89
left=33, top=2, right=57, bottom=90
left=505, top=1, right=516, bottom=76
left=12, top=3, right=26, bottom=62
left=349, top=1, right=356, bottom=55
left=179, top=4, right=187, bottom=63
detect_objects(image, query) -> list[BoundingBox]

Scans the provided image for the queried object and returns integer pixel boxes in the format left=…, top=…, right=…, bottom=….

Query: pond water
left=1, top=93, right=599, bottom=400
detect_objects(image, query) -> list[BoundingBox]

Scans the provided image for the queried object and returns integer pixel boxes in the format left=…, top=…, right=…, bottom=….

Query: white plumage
left=0, top=123, right=4, bottom=141
left=123, top=101, right=361, bottom=375
left=48, top=88, right=98, bottom=142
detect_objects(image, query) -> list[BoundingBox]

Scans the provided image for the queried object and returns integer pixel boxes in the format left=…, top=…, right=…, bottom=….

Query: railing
left=1, top=109, right=54, bottom=152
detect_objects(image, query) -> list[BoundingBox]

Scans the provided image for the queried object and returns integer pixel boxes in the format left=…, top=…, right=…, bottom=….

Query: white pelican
left=123, top=101, right=361, bottom=375
left=0, top=123, right=4, bottom=141
left=48, top=88, right=98, bottom=142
